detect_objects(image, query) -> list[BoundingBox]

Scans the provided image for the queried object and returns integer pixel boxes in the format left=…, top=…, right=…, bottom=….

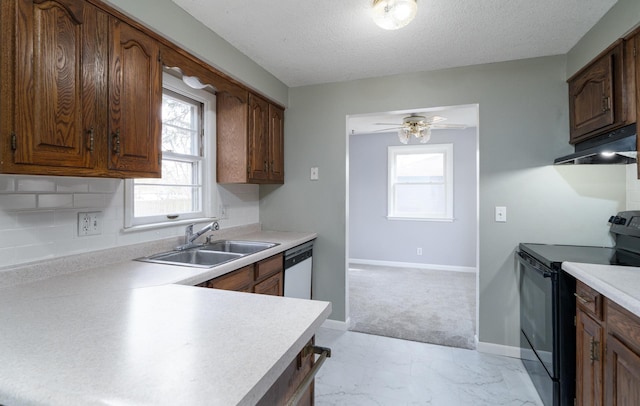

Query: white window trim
left=387, top=143, right=454, bottom=221
left=124, top=73, right=217, bottom=229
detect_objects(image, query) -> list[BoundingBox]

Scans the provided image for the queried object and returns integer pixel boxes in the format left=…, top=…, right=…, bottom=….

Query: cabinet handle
left=286, top=346, right=331, bottom=406
left=271, top=160, right=275, bottom=174
left=602, top=96, right=611, bottom=112
left=264, top=160, right=268, bottom=172
left=590, top=338, right=600, bottom=363
left=112, top=129, right=121, bottom=155
left=87, top=127, right=95, bottom=152
left=574, top=292, right=591, bottom=305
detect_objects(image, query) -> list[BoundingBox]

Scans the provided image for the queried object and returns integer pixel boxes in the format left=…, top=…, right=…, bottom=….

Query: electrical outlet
left=78, top=212, right=102, bottom=236
left=417, top=247, right=423, bottom=255
left=495, top=206, right=507, bottom=222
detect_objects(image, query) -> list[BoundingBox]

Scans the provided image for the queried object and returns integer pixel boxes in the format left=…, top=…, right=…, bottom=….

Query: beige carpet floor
left=348, top=264, right=477, bottom=350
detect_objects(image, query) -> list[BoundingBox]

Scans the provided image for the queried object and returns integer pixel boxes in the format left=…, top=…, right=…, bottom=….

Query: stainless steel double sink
left=136, top=240, right=278, bottom=268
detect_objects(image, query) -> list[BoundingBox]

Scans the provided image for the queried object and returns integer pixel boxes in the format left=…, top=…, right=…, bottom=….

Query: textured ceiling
left=171, top=0, right=617, bottom=88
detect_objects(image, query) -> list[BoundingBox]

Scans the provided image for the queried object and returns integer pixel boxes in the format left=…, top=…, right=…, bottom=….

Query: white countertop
left=563, top=262, right=640, bottom=316
left=0, top=230, right=331, bottom=406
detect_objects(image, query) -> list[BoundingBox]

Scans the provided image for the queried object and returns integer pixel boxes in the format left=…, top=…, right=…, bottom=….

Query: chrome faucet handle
left=184, top=224, right=195, bottom=244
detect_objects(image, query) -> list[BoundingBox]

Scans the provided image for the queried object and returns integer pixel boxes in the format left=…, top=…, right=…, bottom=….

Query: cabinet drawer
left=607, top=299, right=640, bottom=355
left=576, top=280, right=602, bottom=320
left=203, top=265, right=253, bottom=291
left=255, top=254, right=283, bottom=281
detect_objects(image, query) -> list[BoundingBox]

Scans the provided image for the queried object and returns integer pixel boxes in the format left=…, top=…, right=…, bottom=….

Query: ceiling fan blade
left=430, top=123, right=468, bottom=129
left=371, top=127, right=403, bottom=132
left=374, top=122, right=403, bottom=126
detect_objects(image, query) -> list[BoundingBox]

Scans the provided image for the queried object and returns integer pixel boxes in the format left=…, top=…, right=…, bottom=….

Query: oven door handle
left=517, top=251, right=554, bottom=278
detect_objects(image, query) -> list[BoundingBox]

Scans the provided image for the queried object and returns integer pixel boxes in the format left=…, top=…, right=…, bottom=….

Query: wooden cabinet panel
left=605, top=334, right=640, bottom=406
left=254, top=271, right=283, bottom=296
left=255, top=253, right=283, bottom=281
left=198, top=253, right=284, bottom=296
left=568, top=40, right=635, bottom=144
left=216, top=85, right=249, bottom=183
left=13, top=0, right=104, bottom=169
left=269, top=104, right=285, bottom=183
left=199, top=265, right=253, bottom=292
left=108, top=17, right=161, bottom=176
left=576, top=280, right=603, bottom=320
left=257, top=340, right=314, bottom=406
left=248, top=93, right=270, bottom=182
left=577, top=308, right=604, bottom=406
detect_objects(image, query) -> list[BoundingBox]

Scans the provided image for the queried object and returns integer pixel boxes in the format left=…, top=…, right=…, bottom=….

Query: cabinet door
left=577, top=308, right=604, bottom=406
left=254, top=271, right=283, bottom=296
left=216, top=85, right=249, bottom=183
left=108, top=17, right=161, bottom=176
left=248, top=93, right=269, bottom=182
left=605, top=334, right=640, bottom=405
left=13, top=0, right=104, bottom=169
left=269, top=104, right=285, bottom=183
left=568, top=43, right=621, bottom=143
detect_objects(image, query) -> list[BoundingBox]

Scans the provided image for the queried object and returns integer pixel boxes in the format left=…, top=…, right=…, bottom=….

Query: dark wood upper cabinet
left=12, top=0, right=104, bottom=170
left=108, top=17, right=161, bottom=176
left=1, top=0, right=283, bottom=180
left=217, top=88, right=285, bottom=184
left=568, top=40, right=636, bottom=144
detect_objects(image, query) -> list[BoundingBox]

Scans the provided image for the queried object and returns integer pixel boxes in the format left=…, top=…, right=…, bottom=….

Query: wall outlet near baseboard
left=78, top=211, right=102, bottom=236
left=417, top=247, right=423, bottom=255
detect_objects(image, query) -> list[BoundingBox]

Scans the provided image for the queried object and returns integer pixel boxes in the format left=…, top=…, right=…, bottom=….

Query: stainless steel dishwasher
left=283, top=241, right=313, bottom=299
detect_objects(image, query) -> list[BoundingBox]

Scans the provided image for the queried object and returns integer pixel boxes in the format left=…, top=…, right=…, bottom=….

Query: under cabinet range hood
left=554, top=123, right=637, bottom=165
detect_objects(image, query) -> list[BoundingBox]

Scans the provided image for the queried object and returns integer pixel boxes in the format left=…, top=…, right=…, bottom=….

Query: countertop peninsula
left=0, top=229, right=330, bottom=406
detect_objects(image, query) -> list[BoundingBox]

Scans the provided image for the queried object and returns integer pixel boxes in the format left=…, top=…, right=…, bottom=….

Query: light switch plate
left=310, top=167, right=319, bottom=180
left=495, top=206, right=507, bottom=222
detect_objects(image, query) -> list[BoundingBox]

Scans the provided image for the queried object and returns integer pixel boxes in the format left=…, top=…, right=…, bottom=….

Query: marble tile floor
left=314, top=328, right=543, bottom=406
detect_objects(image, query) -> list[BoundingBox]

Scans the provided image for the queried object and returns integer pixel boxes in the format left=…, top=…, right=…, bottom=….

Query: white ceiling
left=171, top=0, right=617, bottom=88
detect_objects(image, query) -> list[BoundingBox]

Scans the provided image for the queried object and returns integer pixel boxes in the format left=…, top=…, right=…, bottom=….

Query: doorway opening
left=345, top=104, right=479, bottom=350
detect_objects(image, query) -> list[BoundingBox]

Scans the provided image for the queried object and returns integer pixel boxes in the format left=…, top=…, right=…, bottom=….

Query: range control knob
left=609, top=216, right=616, bottom=224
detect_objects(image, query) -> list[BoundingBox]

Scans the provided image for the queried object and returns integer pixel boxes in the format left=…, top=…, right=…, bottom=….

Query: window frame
left=124, top=72, right=216, bottom=229
left=387, top=143, right=454, bottom=222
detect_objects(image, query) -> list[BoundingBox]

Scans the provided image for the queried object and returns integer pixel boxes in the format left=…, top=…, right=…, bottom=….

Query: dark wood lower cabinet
left=575, top=281, right=640, bottom=405
left=196, top=253, right=283, bottom=296
left=605, top=334, right=640, bottom=405
left=576, top=308, right=604, bottom=406
left=257, top=340, right=314, bottom=406
left=197, top=253, right=314, bottom=405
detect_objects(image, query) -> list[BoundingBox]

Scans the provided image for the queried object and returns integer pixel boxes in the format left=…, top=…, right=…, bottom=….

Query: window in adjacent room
left=125, top=72, right=216, bottom=228
left=387, top=143, right=454, bottom=221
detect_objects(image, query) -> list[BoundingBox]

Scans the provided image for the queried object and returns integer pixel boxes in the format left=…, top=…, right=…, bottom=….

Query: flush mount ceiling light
left=372, top=0, right=418, bottom=30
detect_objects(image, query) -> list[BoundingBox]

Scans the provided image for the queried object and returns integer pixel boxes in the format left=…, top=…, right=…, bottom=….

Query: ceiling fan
left=374, top=114, right=467, bottom=144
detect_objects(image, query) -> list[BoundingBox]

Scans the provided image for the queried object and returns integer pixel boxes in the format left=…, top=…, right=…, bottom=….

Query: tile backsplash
left=0, top=175, right=259, bottom=269
left=627, top=164, right=640, bottom=210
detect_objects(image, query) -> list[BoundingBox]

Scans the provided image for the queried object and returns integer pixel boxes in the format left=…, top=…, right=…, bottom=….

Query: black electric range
left=518, top=211, right=640, bottom=406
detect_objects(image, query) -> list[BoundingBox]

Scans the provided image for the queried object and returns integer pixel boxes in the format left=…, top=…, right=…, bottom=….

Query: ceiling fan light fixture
left=398, top=129, right=410, bottom=144
left=372, top=0, right=418, bottom=30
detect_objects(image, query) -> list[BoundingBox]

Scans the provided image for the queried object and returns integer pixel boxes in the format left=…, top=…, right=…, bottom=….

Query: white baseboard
left=321, top=317, right=350, bottom=331
left=477, top=341, right=521, bottom=358
left=349, top=258, right=477, bottom=273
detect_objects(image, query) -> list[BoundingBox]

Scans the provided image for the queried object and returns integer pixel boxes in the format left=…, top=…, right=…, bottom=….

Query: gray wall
left=349, top=129, right=477, bottom=268
left=260, top=56, right=626, bottom=348
left=102, top=0, right=288, bottom=105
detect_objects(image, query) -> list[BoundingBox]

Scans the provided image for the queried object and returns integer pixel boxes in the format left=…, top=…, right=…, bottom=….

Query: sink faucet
left=177, top=221, right=219, bottom=250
